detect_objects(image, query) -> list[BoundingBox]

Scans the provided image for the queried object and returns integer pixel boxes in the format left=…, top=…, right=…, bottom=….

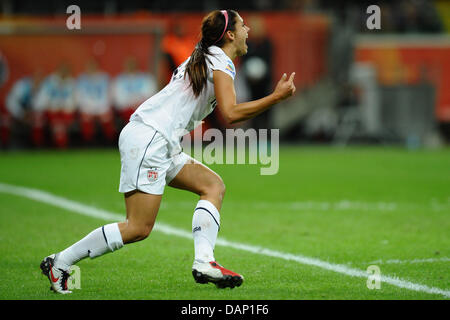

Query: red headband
left=215, top=10, right=229, bottom=44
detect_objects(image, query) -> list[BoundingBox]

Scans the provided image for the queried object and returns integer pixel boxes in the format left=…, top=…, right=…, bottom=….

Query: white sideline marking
left=160, top=201, right=400, bottom=211
left=0, top=182, right=449, bottom=299
left=160, top=200, right=449, bottom=212
left=368, top=258, right=450, bottom=265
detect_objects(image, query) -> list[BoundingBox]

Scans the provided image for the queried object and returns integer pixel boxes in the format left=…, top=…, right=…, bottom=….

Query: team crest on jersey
left=147, top=168, right=158, bottom=182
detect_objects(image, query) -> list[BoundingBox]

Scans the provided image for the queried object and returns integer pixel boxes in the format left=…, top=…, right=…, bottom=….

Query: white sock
left=192, top=200, right=220, bottom=262
left=54, top=223, right=124, bottom=270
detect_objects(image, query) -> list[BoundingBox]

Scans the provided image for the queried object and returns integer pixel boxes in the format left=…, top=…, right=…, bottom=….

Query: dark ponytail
left=185, top=10, right=238, bottom=97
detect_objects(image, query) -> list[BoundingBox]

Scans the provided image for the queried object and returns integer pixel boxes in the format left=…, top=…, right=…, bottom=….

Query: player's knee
left=139, top=224, right=154, bottom=240
left=218, top=180, right=226, bottom=199
left=130, top=223, right=154, bottom=241
left=205, top=177, right=226, bottom=201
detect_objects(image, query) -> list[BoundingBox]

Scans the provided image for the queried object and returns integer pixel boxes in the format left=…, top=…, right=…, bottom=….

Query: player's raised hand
left=273, top=72, right=296, bottom=101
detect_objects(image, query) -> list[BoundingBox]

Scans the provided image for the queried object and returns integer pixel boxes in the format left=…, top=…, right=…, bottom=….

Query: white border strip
left=0, top=182, right=449, bottom=299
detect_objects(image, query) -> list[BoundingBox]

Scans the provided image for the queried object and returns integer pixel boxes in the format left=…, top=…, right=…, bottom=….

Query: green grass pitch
left=0, top=146, right=449, bottom=300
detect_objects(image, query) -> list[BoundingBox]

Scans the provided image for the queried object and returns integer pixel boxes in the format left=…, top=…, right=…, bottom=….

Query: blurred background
left=1, top=0, right=450, bottom=150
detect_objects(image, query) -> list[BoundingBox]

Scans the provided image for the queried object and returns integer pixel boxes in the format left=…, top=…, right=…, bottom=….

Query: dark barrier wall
left=0, top=12, right=329, bottom=109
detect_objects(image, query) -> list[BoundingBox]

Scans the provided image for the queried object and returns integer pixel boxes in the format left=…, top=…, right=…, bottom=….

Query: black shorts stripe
left=135, top=131, right=157, bottom=189
left=195, top=207, right=220, bottom=231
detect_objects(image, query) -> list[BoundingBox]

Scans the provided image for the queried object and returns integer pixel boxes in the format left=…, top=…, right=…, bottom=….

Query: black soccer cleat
left=40, top=254, right=72, bottom=294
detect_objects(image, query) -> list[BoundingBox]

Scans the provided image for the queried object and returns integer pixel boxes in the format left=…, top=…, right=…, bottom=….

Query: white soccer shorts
left=118, top=120, right=191, bottom=195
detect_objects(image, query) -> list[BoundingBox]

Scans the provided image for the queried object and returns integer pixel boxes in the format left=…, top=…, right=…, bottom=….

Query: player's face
left=233, top=14, right=250, bottom=56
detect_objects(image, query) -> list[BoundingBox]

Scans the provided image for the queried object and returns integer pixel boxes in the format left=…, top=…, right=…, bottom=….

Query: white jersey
left=130, top=45, right=236, bottom=156
left=6, top=77, right=35, bottom=119
left=76, top=72, right=110, bottom=115
left=112, top=72, right=157, bottom=111
left=34, top=74, right=76, bottom=112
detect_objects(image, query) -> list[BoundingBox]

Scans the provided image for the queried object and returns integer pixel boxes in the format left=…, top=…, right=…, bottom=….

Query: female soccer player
left=40, top=9, right=296, bottom=293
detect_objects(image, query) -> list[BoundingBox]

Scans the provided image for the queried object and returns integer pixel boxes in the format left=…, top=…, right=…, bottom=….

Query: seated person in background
left=0, top=50, right=10, bottom=148
left=76, top=59, right=115, bottom=145
left=112, top=56, right=157, bottom=128
left=5, top=69, right=44, bottom=147
left=35, top=63, right=76, bottom=149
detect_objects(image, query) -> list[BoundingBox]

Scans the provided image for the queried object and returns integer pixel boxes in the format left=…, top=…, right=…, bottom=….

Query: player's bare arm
left=214, top=70, right=296, bottom=124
